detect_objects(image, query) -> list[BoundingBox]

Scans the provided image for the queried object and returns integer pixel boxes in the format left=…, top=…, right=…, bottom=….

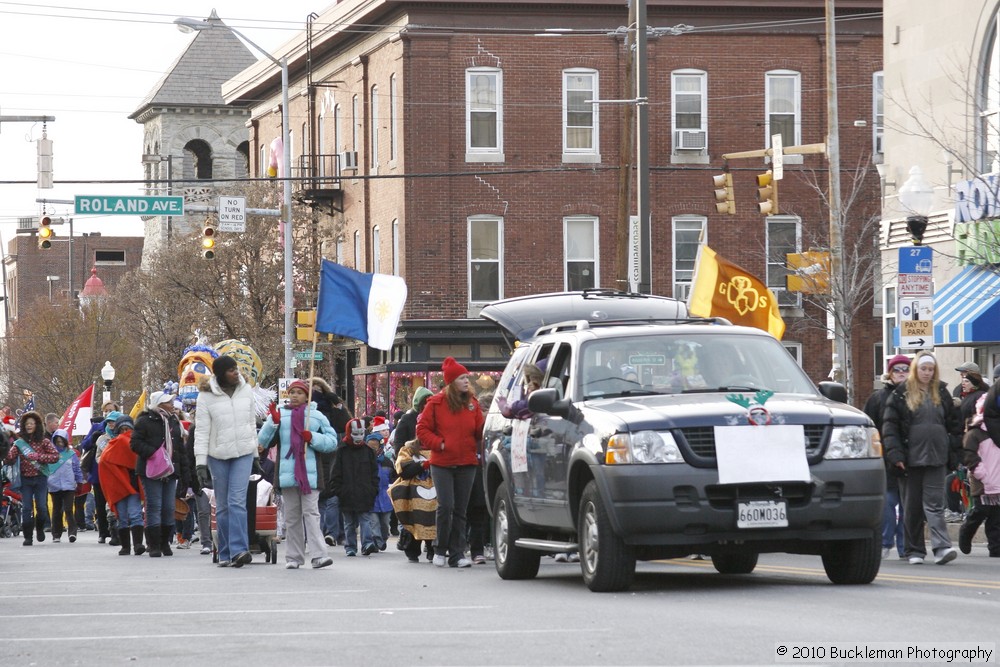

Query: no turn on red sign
left=218, top=196, right=246, bottom=232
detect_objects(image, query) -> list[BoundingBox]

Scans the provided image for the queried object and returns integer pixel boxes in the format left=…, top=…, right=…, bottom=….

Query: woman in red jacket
left=417, top=357, right=484, bottom=568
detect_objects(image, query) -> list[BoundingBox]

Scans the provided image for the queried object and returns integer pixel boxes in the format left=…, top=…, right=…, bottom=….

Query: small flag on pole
left=315, top=260, right=407, bottom=351
left=129, top=391, right=147, bottom=420
left=687, top=245, right=785, bottom=340
left=58, top=383, right=95, bottom=437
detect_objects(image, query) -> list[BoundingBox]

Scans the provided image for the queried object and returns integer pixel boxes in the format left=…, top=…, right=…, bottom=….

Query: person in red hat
left=416, top=357, right=484, bottom=568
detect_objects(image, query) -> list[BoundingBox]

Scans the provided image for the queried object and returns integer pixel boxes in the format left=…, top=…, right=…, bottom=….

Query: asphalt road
left=2, top=531, right=999, bottom=666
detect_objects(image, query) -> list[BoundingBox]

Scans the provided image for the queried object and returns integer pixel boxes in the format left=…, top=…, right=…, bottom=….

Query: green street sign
left=294, top=351, right=324, bottom=361
left=74, top=195, right=184, bottom=216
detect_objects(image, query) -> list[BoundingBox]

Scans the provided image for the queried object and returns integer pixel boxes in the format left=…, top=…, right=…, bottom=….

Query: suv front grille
left=677, top=424, right=827, bottom=465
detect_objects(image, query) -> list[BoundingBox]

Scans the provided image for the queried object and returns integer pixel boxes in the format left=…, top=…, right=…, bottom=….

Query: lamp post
left=101, top=361, right=115, bottom=404
left=174, top=16, right=294, bottom=377
left=898, top=166, right=934, bottom=245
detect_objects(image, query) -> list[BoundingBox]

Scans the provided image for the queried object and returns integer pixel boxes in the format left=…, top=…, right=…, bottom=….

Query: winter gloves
left=196, top=464, right=212, bottom=489
left=268, top=402, right=281, bottom=425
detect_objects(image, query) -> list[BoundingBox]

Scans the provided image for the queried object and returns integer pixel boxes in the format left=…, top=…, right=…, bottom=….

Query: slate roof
left=130, top=10, right=258, bottom=118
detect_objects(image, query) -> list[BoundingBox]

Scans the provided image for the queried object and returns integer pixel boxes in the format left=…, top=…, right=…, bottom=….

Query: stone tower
left=129, top=10, right=257, bottom=262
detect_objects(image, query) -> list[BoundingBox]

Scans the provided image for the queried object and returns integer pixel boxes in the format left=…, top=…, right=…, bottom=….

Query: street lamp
left=898, top=166, right=934, bottom=245
left=174, top=15, right=294, bottom=377
left=100, top=361, right=115, bottom=404
left=45, top=275, right=59, bottom=303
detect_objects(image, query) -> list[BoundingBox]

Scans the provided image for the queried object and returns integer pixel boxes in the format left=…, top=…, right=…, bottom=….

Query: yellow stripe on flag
left=687, top=245, right=785, bottom=340
left=129, top=391, right=147, bottom=420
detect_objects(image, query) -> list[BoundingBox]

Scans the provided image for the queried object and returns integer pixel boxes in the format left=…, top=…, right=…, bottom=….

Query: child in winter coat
left=47, top=429, right=84, bottom=543
left=367, top=424, right=395, bottom=551
left=390, top=439, right=437, bottom=563
left=961, top=390, right=1000, bottom=556
left=330, top=418, right=378, bottom=556
left=99, top=416, right=146, bottom=556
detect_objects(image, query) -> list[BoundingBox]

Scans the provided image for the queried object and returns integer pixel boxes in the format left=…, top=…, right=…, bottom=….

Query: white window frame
left=765, top=70, right=801, bottom=148
left=671, top=215, right=706, bottom=302
left=318, top=112, right=326, bottom=177
left=372, top=225, right=381, bottom=274
left=783, top=342, right=803, bottom=367
left=468, top=215, right=504, bottom=304
left=982, top=18, right=1000, bottom=174
left=392, top=219, right=400, bottom=275
left=389, top=74, right=398, bottom=162
left=671, top=69, right=707, bottom=154
left=766, top=215, right=801, bottom=308
left=883, top=284, right=898, bottom=359
left=466, top=68, right=503, bottom=162
left=872, top=71, right=884, bottom=157
left=352, top=94, right=359, bottom=152
left=336, top=236, right=344, bottom=265
left=563, top=215, right=599, bottom=290
left=562, top=68, right=599, bottom=163
left=354, top=230, right=361, bottom=270
left=370, top=85, right=379, bottom=173
left=259, top=144, right=266, bottom=177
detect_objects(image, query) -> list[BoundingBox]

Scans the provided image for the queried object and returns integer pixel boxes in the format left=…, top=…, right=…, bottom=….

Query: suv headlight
left=606, top=431, right=683, bottom=464
left=824, top=425, right=881, bottom=459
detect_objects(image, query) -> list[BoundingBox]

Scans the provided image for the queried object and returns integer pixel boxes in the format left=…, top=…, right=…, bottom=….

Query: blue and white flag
left=316, top=260, right=407, bottom=351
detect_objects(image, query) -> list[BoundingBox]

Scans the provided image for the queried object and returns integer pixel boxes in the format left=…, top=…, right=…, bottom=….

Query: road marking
left=0, top=605, right=494, bottom=620
left=0, top=590, right=369, bottom=600
left=8, top=628, right=590, bottom=642
left=659, top=559, right=1000, bottom=589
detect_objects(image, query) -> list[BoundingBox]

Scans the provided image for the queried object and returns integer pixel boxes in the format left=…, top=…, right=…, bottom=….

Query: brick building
left=222, top=0, right=884, bottom=412
left=3, top=224, right=144, bottom=320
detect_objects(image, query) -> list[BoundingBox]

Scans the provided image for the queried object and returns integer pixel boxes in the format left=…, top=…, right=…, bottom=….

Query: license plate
left=736, top=500, right=788, bottom=528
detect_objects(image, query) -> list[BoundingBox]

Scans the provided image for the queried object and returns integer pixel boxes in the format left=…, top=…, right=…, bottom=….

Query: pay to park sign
left=75, top=195, right=184, bottom=216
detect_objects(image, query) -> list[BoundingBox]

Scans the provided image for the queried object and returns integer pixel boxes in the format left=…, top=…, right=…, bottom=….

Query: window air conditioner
left=340, top=151, right=359, bottom=170
left=675, top=129, right=707, bottom=151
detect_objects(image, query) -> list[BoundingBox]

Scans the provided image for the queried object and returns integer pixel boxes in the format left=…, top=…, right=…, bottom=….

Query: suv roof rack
left=534, top=316, right=732, bottom=337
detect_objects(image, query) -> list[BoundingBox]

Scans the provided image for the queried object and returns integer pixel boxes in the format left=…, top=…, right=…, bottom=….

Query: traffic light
left=712, top=173, right=735, bottom=215
left=756, top=170, right=779, bottom=216
left=201, top=221, right=217, bottom=259
left=38, top=215, right=54, bottom=249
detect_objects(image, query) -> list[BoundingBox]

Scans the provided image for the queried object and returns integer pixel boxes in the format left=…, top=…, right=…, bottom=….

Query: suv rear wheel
left=493, top=482, right=540, bottom=580
left=711, top=552, right=758, bottom=574
left=821, top=530, right=881, bottom=584
left=579, top=481, right=636, bottom=592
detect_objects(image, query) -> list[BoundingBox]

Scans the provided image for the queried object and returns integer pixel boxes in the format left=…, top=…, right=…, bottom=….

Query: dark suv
left=481, top=291, right=884, bottom=592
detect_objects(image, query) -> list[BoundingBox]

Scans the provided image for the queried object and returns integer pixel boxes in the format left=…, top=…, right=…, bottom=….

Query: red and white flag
left=59, top=383, right=95, bottom=437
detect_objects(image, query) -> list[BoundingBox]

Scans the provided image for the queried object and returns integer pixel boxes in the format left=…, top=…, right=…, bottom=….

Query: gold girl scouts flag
left=687, top=245, right=785, bottom=340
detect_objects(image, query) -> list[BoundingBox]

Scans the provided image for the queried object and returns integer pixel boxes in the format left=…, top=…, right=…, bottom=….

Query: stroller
left=1, top=465, right=23, bottom=538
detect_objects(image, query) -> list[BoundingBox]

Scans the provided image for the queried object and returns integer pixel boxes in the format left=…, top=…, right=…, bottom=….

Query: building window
left=372, top=225, right=381, bottom=274
left=389, top=74, right=398, bottom=162
left=259, top=144, right=266, bottom=177
left=354, top=230, right=361, bottom=270
left=766, top=216, right=801, bottom=307
left=564, top=216, right=598, bottom=290
left=982, top=19, right=1000, bottom=173
left=765, top=70, right=801, bottom=148
left=469, top=215, right=503, bottom=303
left=94, top=250, right=126, bottom=265
left=672, top=216, right=706, bottom=302
left=317, top=112, right=325, bottom=177
left=563, top=69, right=598, bottom=158
left=352, top=95, right=359, bottom=152
left=392, top=219, right=400, bottom=275
left=336, top=236, right=344, bottom=264
left=671, top=70, right=707, bottom=153
left=370, top=85, right=379, bottom=173
left=466, top=68, right=502, bottom=160
left=883, top=284, right=897, bottom=359
left=184, top=139, right=213, bottom=180
left=872, top=71, right=884, bottom=158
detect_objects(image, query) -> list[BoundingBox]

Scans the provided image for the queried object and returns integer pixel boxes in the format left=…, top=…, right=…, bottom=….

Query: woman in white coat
left=193, top=355, right=259, bottom=568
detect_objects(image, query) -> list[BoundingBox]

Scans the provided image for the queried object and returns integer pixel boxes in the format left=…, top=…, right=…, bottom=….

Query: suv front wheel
left=493, top=481, right=541, bottom=580
left=821, top=530, right=881, bottom=584
left=579, top=481, right=636, bottom=592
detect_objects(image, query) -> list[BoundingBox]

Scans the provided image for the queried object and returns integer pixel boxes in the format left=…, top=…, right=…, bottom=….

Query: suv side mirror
left=528, top=388, right=570, bottom=418
left=817, top=381, right=848, bottom=403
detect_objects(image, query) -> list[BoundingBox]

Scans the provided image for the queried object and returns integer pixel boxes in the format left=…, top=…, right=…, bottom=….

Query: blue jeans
left=372, top=511, right=391, bottom=548
left=19, top=474, right=49, bottom=526
left=140, top=476, right=178, bottom=528
left=115, top=494, right=144, bottom=528
left=341, top=509, right=376, bottom=554
left=882, top=487, right=905, bottom=555
left=319, top=496, right=344, bottom=541
left=208, top=454, right=253, bottom=562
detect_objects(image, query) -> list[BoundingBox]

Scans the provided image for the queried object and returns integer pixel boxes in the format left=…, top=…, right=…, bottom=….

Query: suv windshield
left=578, top=332, right=816, bottom=399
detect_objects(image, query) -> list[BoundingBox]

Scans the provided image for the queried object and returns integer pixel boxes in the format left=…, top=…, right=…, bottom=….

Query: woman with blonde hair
left=882, top=351, right=963, bottom=565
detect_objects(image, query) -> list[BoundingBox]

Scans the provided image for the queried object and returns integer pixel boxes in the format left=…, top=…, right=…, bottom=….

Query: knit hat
left=287, top=379, right=310, bottom=395
left=886, top=354, right=910, bottom=373
left=442, top=356, right=469, bottom=385
left=114, top=415, right=134, bottom=434
left=213, top=355, right=238, bottom=382
left=343, top=418, right=366, bottom=445
left=412, top=386, right=433, bottom=412
left=372, top=415, right=390, bottom=433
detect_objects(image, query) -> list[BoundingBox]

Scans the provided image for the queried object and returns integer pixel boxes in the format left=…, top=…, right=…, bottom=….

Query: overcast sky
left=0, top=1, right=326, bottom=241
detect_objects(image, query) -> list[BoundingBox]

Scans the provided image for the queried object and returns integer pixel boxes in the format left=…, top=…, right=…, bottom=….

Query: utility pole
left=635, top=0, right=651, bottom=294
left=825, top=0, right=847, bottom=392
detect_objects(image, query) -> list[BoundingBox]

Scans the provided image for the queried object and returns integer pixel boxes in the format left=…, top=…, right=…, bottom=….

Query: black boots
left=22, top=521, right=33, bottom=546
left=146, top=527, right=162, bottom=557
left=131, top=526, right=146, bottom=556
left=160, top=525, right=173, bottom=557
left=117, top=528, right=131, bottom=556
left=36, top=523, right=45, bottom=543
